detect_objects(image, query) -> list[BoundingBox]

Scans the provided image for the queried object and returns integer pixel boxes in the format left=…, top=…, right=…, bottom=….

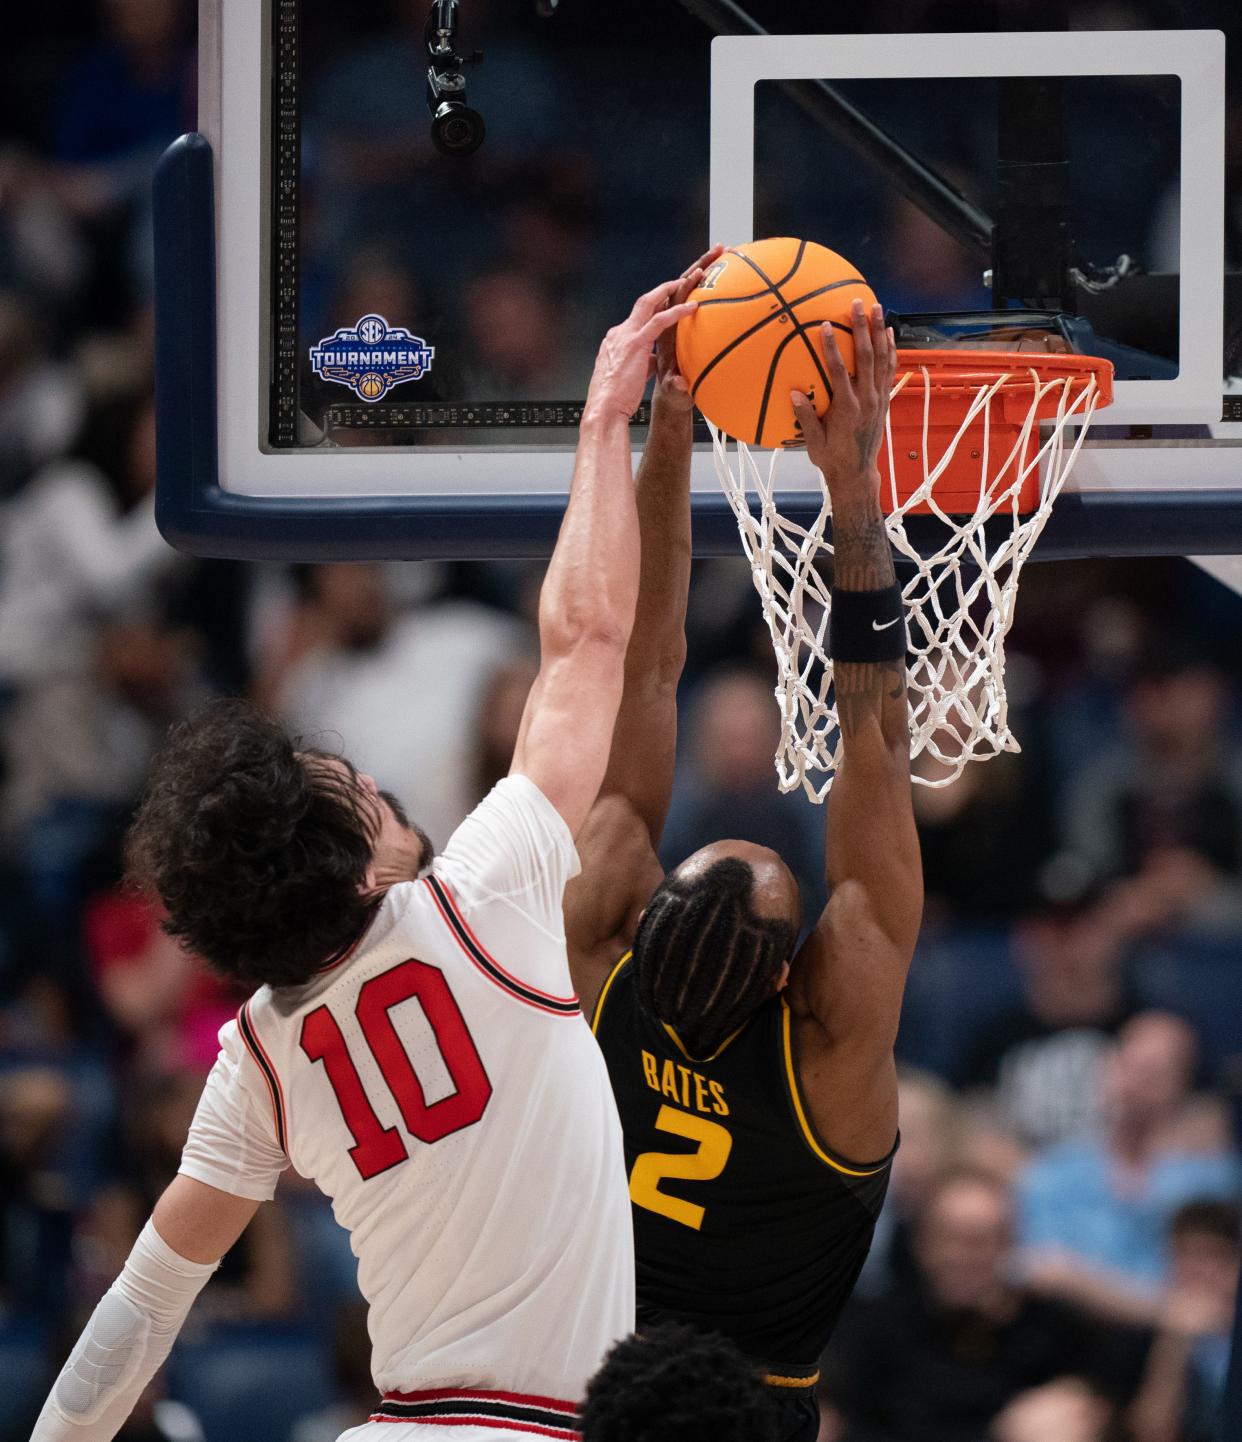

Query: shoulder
left=440, top=773, right=576, bottom=883
left=233, top=987, right=271, bottom=1026
left=233, top=990, right=283, bottom=1058
left=461, top=771, right=567, bottom=834
left=203, top=998, right=288, bottom=1131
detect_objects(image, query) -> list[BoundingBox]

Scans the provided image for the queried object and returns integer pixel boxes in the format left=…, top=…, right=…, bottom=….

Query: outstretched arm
left=597, top=247, right=724, bottom=842
left=32, top=1176, right=255, bottom=1442
left=564, top=248, right=723, bottom=1010
left=786, top=302, right=923, bottom=1163
left=511, top=278, right=697, bottom=839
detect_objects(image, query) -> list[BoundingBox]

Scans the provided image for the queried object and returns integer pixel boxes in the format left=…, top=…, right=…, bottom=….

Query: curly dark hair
left=126, top=699, right=381, bottom=990
left=632, top=859, right=794, bottom=1060
left=580, top=1323, right=778, bottom=1442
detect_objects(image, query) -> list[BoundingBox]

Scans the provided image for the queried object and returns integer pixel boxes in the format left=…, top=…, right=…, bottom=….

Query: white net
left=711, top=358, right=1106, bottom=802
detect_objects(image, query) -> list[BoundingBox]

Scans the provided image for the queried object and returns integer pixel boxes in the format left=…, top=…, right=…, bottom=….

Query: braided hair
left=579, top=1323, right=778, bottom=1442
left=631, top=858, right=794, bottom=1060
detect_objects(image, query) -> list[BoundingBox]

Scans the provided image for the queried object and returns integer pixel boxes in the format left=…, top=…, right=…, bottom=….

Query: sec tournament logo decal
left=310, top=315, right=435, bottom=402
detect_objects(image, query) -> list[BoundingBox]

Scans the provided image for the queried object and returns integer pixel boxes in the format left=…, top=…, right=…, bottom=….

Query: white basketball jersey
left=178, top=774, right=634, bottom=1404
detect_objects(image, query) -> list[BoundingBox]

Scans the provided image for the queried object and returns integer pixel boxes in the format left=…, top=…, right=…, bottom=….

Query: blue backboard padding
left=154, top=133, right=1242, bottom=562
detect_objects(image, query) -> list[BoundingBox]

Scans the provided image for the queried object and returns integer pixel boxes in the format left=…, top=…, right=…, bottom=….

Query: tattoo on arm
left=832, top=492, right=909, bottom=744
left=831, top=506, right=893, bottom=591
left=854, top=417, right=884, bottom=477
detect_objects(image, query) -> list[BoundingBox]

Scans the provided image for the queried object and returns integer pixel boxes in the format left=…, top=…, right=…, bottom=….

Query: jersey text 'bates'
left=641, top=1049, right=728, bottom=1117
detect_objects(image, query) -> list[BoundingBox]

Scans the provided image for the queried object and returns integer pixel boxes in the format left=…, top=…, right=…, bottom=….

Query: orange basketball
left=676, top=237, right=878, bottom=449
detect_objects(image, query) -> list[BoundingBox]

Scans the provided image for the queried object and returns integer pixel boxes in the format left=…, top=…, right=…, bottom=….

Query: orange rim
left=893, top=348, right=1114, bottom=406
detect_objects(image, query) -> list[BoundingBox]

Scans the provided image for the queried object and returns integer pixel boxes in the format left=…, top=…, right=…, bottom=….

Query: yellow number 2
left=628, top=1105, right=733, bottom=1231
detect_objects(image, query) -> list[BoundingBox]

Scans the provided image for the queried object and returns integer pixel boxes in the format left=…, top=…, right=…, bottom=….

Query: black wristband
left=829, top=583, right=907, bottom=663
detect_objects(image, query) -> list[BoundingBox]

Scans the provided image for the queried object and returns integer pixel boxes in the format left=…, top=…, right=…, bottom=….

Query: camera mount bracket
left=425, top=0, right=486, bottom=157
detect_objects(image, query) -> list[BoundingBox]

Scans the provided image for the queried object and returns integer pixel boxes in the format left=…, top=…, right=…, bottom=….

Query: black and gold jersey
left=592, top=953, right=894, bottom=1382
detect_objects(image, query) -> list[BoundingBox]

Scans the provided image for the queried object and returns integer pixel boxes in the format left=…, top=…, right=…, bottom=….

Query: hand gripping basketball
left=791, top=302, right=897, bottom=499
left=675, top=238, right=878, bottom=448
left=586, top=278, right=701, bottom=422
left=653, top=245, right=726, bottom=412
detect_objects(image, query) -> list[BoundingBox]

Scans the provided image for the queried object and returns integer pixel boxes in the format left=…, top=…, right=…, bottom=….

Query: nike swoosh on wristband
left=872, top=616, right=902, bottom=631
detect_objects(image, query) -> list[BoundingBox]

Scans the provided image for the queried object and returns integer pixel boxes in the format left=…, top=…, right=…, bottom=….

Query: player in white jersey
left=31, top=270, right=705, bottom=1442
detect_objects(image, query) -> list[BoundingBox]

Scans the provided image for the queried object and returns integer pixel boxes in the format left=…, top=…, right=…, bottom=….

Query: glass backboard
left=154, top=0, right=1241, bottom=559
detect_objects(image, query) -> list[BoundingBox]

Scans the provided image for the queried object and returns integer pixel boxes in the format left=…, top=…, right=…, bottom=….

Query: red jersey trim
left=422, top=875, right=579, bottom=1017
left=372, top=1386, right=579, bottom=1437
left=237, top=1000, right=289, bottom=1154
left=382, top=1389, right=576, bottom=1412
left=368, top=1421, right=577, bottom=1439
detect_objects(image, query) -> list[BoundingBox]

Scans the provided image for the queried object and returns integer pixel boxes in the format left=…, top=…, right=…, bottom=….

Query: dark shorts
left=769, top=1386, right=819, bottom=1442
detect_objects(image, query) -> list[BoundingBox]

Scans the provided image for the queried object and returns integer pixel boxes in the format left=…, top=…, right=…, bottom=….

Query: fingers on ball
left=820, top=323, right=848, bottom=376
left=643, top=301, right=697, bottom=341
left=634, top=277, right=685, bottom=321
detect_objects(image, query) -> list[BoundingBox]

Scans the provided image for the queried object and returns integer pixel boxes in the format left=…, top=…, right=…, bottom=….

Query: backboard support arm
left=993, top=76, right=1076, bottom=310
left=673, top=0, right=994, bottom=259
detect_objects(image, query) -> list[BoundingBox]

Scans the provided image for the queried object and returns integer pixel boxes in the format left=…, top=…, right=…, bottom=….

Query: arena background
left=1, top=2, right=1241, bottom=1440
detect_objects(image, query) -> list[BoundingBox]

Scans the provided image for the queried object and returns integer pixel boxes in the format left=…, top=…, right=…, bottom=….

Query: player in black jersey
left=564, top=295, right=921, bottom=1442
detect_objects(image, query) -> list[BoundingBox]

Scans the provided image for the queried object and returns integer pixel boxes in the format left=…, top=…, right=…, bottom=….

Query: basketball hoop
left=710, top=348, right=1114, bottom=801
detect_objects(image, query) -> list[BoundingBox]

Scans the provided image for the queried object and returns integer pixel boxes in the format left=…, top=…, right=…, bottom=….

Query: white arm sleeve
left=31, top=1221, right=217, bottom=1442
left=177, top=1019, right=289, bottom=1201
left=433, top=773, right=582, bottom=998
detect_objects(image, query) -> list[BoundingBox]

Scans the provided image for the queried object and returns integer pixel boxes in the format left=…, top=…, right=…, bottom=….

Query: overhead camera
left=425, top=1, right=485, bottom=158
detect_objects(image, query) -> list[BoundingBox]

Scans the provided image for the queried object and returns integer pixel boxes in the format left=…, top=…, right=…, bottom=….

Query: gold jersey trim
left=593, top=956, right=744, bottom=1063
left=591, top=951, right=632, bottom=1035
left=661, top=1019, right=745, bottom=1065
left=764, top=1369, right=821, bottom=1390
left=779, top=999, right=889, bottom=1178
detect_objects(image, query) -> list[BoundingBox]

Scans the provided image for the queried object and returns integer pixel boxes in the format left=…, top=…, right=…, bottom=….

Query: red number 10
left=300, top=959, right=492, bottom=1179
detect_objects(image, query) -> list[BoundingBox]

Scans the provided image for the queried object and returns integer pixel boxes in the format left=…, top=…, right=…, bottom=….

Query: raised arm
left=785, top=301, right=923, bottom=1163
left=597, top=247, right=723, bottom=842
left=564, top=248, right=723, bottom=1005
left=511, top=279, right=697, bottom=838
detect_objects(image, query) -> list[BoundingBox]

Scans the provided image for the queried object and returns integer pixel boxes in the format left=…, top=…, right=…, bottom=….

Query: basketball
left=675, top=237, right=878, bottom=449
left=358, top=372, right=386, bottom=400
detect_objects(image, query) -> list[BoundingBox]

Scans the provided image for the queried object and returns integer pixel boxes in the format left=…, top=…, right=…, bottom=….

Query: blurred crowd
left=2, top=2, right=1242, bottom=1441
